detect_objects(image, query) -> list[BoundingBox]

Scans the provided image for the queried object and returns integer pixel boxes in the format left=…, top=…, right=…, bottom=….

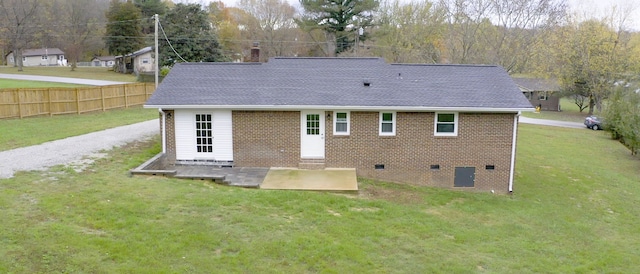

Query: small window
left=333, top=111, right=350, bottom=135
left=59, top=55, right=64, bottom=60
left=22, top=57, right=26, bottom=61
left=486, top=165, right=495, bottom=170
left=430, top=164, right=440, bottom=170
left=375, top=164, right=385, bottom=170
left=41, top=55, right=48, bottom=60
left=142, top=58, right=150, bottom=64
left=379, top=112, right=396, bottom=136
left=434, top=112, right=458, bottom=136
left=538, top=91, right=548, bottom=100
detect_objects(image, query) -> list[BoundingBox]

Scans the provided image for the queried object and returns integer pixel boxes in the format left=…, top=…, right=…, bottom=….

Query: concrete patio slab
left=260, top=168, right=358, bottom=191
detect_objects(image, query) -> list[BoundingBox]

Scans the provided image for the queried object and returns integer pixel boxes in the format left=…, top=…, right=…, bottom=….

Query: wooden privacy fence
left=0, top=83, right=156, bottom=119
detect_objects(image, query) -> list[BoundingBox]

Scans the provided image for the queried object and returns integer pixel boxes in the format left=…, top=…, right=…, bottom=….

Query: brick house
left=144, top=58, right=534, bottom=193
left=513, top=77, right=561, bottom=111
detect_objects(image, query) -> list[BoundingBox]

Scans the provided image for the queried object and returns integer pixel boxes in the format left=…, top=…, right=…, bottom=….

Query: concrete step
left=298, top=159, right=325, bottom=170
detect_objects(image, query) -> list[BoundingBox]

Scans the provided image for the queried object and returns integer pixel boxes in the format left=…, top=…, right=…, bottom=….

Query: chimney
left=250, top=42, right=260, bottom=62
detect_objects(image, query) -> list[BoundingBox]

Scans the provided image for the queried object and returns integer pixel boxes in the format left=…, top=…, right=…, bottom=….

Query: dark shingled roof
left=146, top=57, right=533, bottom=110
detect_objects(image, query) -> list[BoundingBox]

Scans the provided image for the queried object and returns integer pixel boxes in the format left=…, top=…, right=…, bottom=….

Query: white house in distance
left=114, top=46, right=155, bottom=74
left=6, top=48, right=67, bottom=66
left=91, top=56, right=116, bottom=67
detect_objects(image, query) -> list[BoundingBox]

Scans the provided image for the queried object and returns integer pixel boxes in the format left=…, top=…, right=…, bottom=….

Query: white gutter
left=143, top=104, right=535, bottom=113
left=508, top=112, right=520, bottom=193
left=158, top=109, right=166, bottom=154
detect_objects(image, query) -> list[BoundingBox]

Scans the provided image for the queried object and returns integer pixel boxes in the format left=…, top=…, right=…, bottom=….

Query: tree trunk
left=587, top=95, right=596, bottom=115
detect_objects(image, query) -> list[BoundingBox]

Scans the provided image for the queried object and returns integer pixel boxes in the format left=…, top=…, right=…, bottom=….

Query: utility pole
left=154, top=14, right=159, bottom=89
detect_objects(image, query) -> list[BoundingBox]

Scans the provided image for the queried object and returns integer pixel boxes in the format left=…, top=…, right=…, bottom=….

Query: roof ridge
left=391, top=63, right=498, bottom=68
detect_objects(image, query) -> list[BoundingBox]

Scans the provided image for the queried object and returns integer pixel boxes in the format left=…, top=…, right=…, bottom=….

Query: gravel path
left=0, top=120, right=158, bottom=179
left=0, top=73, right=131, bottom=86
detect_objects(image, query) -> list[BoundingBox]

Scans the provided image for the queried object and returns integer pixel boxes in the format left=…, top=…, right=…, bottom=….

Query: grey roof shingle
left=20, top=48, right=65, bottom=56
left=146, top=57, right=533, bottom=110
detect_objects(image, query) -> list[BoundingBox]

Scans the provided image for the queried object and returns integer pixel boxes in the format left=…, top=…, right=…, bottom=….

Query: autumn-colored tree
left=238, top=0, right=299, bottom=61
left=373, top=0, right=446, bottom=63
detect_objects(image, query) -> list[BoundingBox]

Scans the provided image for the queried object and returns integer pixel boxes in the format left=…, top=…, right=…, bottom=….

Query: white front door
left=300, top=110, right=325, bottom=158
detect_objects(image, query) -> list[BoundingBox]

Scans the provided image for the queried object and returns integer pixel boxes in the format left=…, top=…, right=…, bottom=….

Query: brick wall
left=232, top=111, right=300, bottom=167
left=325, top=112, right=516, bottom=192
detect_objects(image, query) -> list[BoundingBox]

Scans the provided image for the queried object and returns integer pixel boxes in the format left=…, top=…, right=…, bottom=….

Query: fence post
left=48, top=88, right=53, bottom=116
left=124, top=84, right=128, bottom=108
left=76, top=88, right=80, bottom=114
left=101, top=86, right=105, bottom=112
left=17, top=89, right=23, bottom=119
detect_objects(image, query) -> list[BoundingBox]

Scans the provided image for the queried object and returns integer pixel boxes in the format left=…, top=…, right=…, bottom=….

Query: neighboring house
left=114, top=46, right=155, bottom=74
left=144, top=58, right=534, bottom=193
left=513, top=77, right=561, bottom=111
left=91, top=56, right=116, bottom=67
left=6, top=48, right=66, bottom=67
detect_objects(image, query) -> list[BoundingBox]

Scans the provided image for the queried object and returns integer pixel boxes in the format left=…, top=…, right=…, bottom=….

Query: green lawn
left=0, top=107, right=157, bottom=151
left=0, top=123, right=638, bottom=272
left=0, top=79, right=86, bottom=88
left=0, top=66, right=136, bottom=82
left=522, top=97, right=599, bottom=123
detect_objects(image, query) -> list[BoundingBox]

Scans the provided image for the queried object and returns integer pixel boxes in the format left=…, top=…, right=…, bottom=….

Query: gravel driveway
left=0, top=120, right=158, bottom=179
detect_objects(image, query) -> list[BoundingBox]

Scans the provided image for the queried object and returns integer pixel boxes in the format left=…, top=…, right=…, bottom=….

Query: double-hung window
left=434, top=113, right=458, bottom=136
left=379, top=112, right=396, bottom=136
left=333, top=111, right=350, bottom=135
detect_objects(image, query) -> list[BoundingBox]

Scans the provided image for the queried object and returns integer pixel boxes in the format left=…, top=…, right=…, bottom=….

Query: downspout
left=508, top=112, right=520, bottom=193
left=159, top=109, right=166, bottom=154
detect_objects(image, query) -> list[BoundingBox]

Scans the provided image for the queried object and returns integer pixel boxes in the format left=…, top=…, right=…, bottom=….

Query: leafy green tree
left=105, top=0, right=144, bottom=56
left=159, top=3, right=228, bottom=66
left=605, top=84, right=640, bottom=155
left=298, top=0, right=379, bottom=56
left=134, top=0, right=167, bottom=34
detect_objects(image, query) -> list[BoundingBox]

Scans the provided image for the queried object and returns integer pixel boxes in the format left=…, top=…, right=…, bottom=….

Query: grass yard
left=0, top=107, right=157, bottom=151
left=522, top=97, right=599, bottom=123
left=0, top=79, right=86, bottom=88
left=0, top=66, right=136, bottom=83
left=0, top=123, right=638, bottom=272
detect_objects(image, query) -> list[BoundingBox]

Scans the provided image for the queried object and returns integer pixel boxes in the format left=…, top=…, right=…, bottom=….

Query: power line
left=158, top=19, right=188, bottom=63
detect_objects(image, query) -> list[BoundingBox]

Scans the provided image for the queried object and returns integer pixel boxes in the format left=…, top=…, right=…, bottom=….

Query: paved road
left=0, top=120, right=159, bottom=179
left=0, top=73, right=130, bottom=86
left=519, top=116, right=585, bottom=129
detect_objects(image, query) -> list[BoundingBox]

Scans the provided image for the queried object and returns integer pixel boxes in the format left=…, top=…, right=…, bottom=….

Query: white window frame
left=41, top=55, right=48, bottom=60
left=538, top=91, right=548, bottom=100
left=434, top=112, right=458, bottom=137
left=379, top=111, right=396, bottom=136
left=333, top=111, right=350, bottom=135
left=22, top=56, right=26, bottom=61
left=142, top=58, right=150, bottom=64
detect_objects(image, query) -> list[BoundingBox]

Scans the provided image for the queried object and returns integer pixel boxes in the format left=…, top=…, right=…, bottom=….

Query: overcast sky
left=174, top=0, right=640, bottom=30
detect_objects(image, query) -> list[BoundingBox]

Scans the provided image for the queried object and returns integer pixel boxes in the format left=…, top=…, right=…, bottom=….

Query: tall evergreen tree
left=298, top=0, right=379, bottom=56
left=159, top=3, right=228, bottom=66
left=105, top=0, right=144, bottom=56
left=134, top=0, right=167, bottom=34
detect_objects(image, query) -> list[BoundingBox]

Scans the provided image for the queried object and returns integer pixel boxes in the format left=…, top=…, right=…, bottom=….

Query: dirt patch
left=358, top=183, right=425, bottom=204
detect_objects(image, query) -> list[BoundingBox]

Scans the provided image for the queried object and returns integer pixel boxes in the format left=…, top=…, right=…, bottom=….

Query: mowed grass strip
left=0, top=66, right=136, bottom=82
left=0, top=107, right=157, bottom=151
left=0, top=123, right=638, bottom=272
left=0, top=79, right=86, bottom=88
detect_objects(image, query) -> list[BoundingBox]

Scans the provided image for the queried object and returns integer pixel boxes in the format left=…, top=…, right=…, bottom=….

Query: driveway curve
left=0, top=73, right=131, bottom=86
left=0, top=120, right=158, bottom=179
left=519, top=116, right=585, bottom=129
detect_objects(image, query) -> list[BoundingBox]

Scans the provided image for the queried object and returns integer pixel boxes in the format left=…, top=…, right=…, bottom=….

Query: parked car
left=584, top=116, right=604, bottom=130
